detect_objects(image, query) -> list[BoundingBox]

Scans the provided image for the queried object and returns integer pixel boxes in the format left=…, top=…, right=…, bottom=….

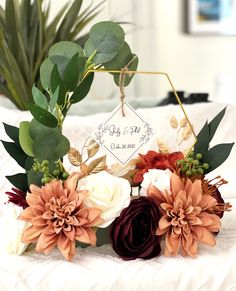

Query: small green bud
left=188, top=151, right=194, bottom=157
left=193, top=160, right=199, bottom=166
left=203, top=163, right=209, bottom=170
left=197, top=168, right=204, bottom=175
left=42, top=160, right=49, bottom=167
left=196, top=153, right=202, bottom=160
left=62, top=172, right=69, bottom=179
left=186, top=170, right=192, bottom=176
left=187, top=158, right=193, bottom=163
left=177, top=160, right=184, bottom=166
left=53, top=169, right=60, bottom=177
left=182, top=165, right=188, bottom=172
left=191, top=168, right=197, bottom=175
left=41, top=177, right=46, bottom=184
left=41, top=166, right=48, bottom=173
left=44, top=177, right=51, bottom=183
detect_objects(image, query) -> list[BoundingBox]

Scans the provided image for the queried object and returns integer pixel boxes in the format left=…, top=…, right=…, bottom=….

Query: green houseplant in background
left=0, top=0, right=104, bottom=110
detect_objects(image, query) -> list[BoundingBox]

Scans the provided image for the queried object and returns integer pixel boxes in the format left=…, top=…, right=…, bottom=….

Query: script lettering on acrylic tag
left=94, top=102, right=154, bottom=164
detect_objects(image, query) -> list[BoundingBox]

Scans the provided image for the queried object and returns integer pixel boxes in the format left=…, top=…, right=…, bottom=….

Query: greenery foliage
left=0, top=0, right=104, bottom=110
left=1, top=21, right=139, bottom=191
left=193, top=107, right=234, bottom=173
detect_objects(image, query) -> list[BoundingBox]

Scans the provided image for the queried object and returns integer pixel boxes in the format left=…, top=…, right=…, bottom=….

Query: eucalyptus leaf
left=29, top=118, right=61, bottom=143
left=70, top=73, right=94, bottom=104
left=203, top=143, right=234, bottom=173
left=84, top=39, right=116, bottom=65
left=50, top=65, right=66, bottom=105
left=3, top=123, right=20, bottom=146
left=49, top=86, right=59, bottom=112
left=104, top=42, right=131, bottom=70
left=33, top=128, right=70, bottom=161
left=85, top=21, right=125, bottom=64
left=50, top=63, right=63, bottom=92
left=29, top=118, right=49, bottom=139
left=77, top=55, right=86, bottom=80
left=40, top=58, right=54, bottom=90
left=49, top=41, right=84, bottom=59
left=64, top=53, right=80, bottom=91
left=32, top=85, right=48, bottom=109
left=28, top=103, right=58, bottom=128
left=19, top=121, right=34, bottom=157
left=50, top=55, right=69, bottom=78
left=113, top=54, right=139, bottom=87
left=6, top=173, right=28, bottom=192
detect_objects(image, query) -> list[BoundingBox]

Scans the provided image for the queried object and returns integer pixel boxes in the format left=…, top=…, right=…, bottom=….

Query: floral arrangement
left=1, top=21, right=234, bottom=261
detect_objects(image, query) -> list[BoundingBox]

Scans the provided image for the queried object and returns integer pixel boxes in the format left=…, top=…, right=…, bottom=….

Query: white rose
left=0, top=203, right=29, bottom=255
left=140, top=169, right=172, bottom=196
left=77, top=171, right=131, bottom=228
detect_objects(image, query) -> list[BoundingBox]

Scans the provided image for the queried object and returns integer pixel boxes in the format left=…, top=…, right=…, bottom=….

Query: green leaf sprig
left=1, top=21, right=138, bottom=191
left=183, top=107, right=234, bottom=175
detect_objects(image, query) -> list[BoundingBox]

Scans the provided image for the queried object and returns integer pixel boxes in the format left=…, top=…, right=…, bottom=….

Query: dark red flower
left=133, top=151, right=184, bottom=185
left=5, top=187, right=28, bottom=209
left=209, top=185, right=232, bottom=219
left=202, top=178, right=232, bottom=219
left=110, top=197, right=161, bottom=260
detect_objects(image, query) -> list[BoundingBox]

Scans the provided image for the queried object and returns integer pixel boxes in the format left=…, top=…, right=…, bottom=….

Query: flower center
left=168, top=208, right=187, bottom=227
left=46, top=197, right=79, bottom=233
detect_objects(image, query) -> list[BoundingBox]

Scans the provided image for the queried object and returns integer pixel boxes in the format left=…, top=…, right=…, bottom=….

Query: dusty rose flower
left=148, top=174, right=221, bottom=257
left=5, top=188, right=28, bottom=209
left=133, top=151, right=184, bottom=185
left=18, top=174, right=103, bottom=261
left=110, top=197, right=161, bottom=260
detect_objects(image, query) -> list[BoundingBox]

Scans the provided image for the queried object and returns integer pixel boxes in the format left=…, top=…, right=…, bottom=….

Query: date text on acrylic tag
left=94, top=102, right=154, bottom=164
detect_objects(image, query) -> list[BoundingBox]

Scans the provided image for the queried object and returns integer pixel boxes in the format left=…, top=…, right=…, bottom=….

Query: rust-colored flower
left=18, top=174, right=103, bottom=261
left=148, top=174, right=221, bottom=257
left=133, top=151, right=184, bottom=185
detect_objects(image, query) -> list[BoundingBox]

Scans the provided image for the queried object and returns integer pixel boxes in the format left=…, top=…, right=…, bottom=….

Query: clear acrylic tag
left=94, top=102, right=154, bottom=164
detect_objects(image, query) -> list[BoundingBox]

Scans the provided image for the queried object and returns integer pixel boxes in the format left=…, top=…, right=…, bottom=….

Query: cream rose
left=77, top=171, right=131, bottom=228
left=140, top=169, right=172, bottom=196
left=0, top=203, right=29, bottom=255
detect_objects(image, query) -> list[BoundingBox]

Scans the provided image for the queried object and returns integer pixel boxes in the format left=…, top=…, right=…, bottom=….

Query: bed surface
left=0, top=102, right=236, bottom=291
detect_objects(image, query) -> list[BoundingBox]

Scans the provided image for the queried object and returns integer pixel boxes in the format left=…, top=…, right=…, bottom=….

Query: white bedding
left=0, top=199, right=235, bottom=291
left=0, top=102, right=236, bottom=291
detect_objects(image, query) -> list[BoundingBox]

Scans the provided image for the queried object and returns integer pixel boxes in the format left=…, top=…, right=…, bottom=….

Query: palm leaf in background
left=0, top=0, right=104, bottom=110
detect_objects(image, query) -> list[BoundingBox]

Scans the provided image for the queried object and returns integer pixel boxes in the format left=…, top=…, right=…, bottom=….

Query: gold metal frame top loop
left=83, top=69, right=197, bottom=140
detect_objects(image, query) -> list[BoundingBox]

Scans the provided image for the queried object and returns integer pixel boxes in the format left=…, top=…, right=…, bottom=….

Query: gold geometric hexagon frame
left=87, top=69, right=197, bottom=156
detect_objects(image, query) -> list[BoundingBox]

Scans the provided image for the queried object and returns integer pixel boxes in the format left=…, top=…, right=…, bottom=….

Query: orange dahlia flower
left=148, top=174, right=221, bottom=257
left=18, top=174, right=103, bottom=261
